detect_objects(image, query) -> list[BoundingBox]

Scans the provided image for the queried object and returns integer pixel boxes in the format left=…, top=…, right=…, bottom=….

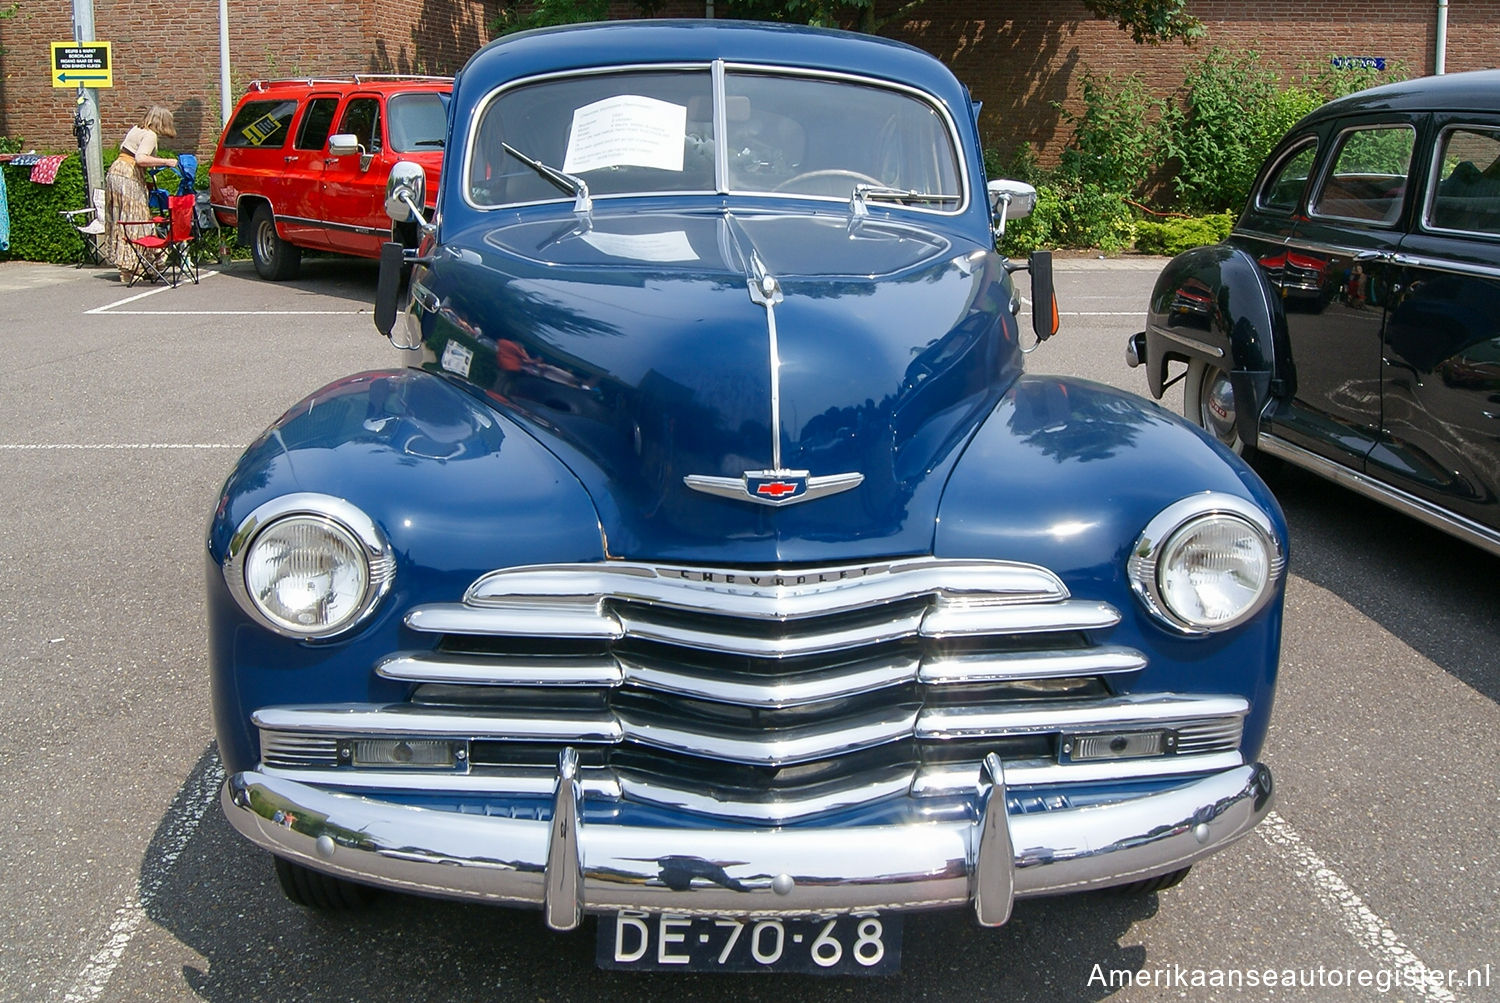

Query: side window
left=1256, top=140, right=1318, bottom=213
left=1428, top=126, right=1500, bottom=236
left=1309, top=124, right=1415, bottom=226
left=295, top=98, right=341, bottom=151
left=221, top=99, right=297, bottom=149
left=338, top=98, right=382, bottom=153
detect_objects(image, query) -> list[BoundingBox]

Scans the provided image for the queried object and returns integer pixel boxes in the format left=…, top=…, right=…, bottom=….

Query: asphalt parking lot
left=1, top=254, right=1496, bottom=1002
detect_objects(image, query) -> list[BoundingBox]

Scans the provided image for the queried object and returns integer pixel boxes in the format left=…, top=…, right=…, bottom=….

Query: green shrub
left=1, top=156, right=89, bottom=264
left=1134, top=212, right=1235, bottom=255
left=1056, top=69, right=1163, bottom=195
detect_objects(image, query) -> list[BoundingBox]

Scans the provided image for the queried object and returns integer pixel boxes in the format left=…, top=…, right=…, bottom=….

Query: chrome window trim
left=1421, top=123, right=1500, bottom=241
left=1307, top=121, right=1417, bottom=228
left=222, top=493, right=395, bottom=640
left=1253, top=136, right=1318, bottom=214
left=459, top=61, right=968, bottom=216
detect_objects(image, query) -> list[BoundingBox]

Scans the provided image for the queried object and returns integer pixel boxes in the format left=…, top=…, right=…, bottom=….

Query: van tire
left=250, top=206, right=301, bottom=281
left=273, top=856, right=379, bottom=911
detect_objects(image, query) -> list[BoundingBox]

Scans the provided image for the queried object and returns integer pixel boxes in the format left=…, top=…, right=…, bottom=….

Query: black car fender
left=1138, top=242, right=1288, bottom=447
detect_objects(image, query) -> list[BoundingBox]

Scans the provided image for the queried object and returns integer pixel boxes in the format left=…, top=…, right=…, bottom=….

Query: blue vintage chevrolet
left=208, top=20, right=1285, bottom=972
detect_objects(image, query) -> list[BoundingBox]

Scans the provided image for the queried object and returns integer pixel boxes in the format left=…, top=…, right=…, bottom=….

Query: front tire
left=1184, top=359, right=1247, bottom=455
left=250, top=206, right=301, bottom=281
left=1109, top=866, right=1192, bottom=896
left=273, top=856, right=379, bottom=911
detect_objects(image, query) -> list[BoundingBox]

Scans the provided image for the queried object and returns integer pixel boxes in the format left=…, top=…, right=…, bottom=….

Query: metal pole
left=219, top=0, right=232, bottom=126
left=1435, top=0, right=1449, bottom=74
left=70, top=0, right=103, bottom=197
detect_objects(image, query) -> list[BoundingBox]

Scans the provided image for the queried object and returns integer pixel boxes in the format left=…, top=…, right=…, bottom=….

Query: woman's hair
left=140, top=105, right=177, bottom=138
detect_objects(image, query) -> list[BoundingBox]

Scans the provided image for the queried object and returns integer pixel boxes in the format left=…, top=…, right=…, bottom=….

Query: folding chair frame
left=120, top=194, right=200, bottom=288
left=58, top=188, right=110, bottom=268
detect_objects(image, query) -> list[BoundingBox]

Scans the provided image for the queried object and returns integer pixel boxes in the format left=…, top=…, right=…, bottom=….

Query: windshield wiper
left=502, top=142, right=591, bottom=213
left=852, top=184, right=962, bottom=214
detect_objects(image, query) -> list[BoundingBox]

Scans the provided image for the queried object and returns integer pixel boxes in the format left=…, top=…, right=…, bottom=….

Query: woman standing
left=105, top=105, right=179, bottom=282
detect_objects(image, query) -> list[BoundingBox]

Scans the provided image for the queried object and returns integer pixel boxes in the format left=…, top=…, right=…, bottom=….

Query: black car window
left=294, top=97, right=340, bottom=151
left=1428, top=126, right=1500, bottom=237
left=389, top=93, right=448, bottom=152
left=222, top=99, right=297, bottom=149
left=338, top=97, right=383, bottom=153
left=1309, top=124, right=1415, bottom=226
left=1256, top=140, right=1318, bottom=213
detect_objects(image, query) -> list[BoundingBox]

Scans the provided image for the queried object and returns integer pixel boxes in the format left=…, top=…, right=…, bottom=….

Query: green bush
left=1134, top=212, right=1235, bottom=255
left=1, top=156, right=89, bottom=264
left=1055, top=70, right=1163, bottom=194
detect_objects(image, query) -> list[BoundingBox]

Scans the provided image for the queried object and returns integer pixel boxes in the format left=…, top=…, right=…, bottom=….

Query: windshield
left=389, top=92, right=449, bottom=152
left=465, top=67, right=963, bottom=210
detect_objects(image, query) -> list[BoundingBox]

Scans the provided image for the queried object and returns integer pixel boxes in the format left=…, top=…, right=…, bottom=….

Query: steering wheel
left=773, top=169, right=882, bottom=194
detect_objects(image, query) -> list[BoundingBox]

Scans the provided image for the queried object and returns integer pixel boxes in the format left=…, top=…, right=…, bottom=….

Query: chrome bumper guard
left=222, top=756, right=1273, bottom=928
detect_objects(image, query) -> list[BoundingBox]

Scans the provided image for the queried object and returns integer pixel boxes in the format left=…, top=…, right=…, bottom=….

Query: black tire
left=273, top=856, right=380, bottom=911
left=1184, top=359, right=1246, bottom=455
left=1108, top=866, right=1192, bottom=896
left=250, top=205, right=301, bottom=281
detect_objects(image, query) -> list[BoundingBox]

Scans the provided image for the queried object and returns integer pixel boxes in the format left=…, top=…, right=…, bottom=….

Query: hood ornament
left=684, top=244, right=863, bottom=507
left=685, top=469, right=864, bottom=507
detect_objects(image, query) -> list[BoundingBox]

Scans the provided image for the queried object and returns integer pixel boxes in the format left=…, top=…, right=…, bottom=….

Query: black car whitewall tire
left=251, top=205, right=302, bottom=281
left=1184, top=359, right=1245, bottom=455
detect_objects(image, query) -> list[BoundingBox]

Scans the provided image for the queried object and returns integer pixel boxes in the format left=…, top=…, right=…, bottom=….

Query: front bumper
left=223, top=758, right=1273, bottom=928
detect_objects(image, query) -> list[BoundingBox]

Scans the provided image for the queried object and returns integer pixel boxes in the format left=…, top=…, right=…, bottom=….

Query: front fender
left=936, top=376, right=1287, bottom=761
left=1142, top=243, right=1287, bottom=445
left=206, top=368, right=606, bottom=774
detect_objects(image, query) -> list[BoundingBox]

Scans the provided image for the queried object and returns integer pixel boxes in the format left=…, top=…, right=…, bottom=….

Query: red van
left=209, top=75, right=450, bottom=280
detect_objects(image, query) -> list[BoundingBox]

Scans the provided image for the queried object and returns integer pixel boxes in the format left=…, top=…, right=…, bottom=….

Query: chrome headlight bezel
left=1127, top=492, right=1285, bottom=635
left=223, top=493, right=396, bottom=640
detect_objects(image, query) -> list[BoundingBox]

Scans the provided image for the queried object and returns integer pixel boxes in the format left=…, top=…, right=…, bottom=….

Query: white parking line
left=84, top=269, right=364, bottom=315
left=60, top=759, right=224, bottom=1003
left=0, top=443, right=242, bottom=450
left=1258, top=811, right=1459, bottom=1002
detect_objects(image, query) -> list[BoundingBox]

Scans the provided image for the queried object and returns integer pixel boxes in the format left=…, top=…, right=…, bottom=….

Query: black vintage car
left=1129, top=70, right=1500, bottom=557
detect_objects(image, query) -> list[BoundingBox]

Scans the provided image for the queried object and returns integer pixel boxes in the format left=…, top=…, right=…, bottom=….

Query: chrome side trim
left=222, top=763, right=1274, bottom=916
left=916, top=694, right=1248, bottom=740
left=1146, top=323, right=1225, bottom=359
left=1257, top=433, right=1500, bottom=559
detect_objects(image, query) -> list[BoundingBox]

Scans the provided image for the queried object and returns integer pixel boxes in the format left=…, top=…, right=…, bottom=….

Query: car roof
left=1304, top=69, right=1500, bottom=124
left=454, top=19, right=970, bottom=112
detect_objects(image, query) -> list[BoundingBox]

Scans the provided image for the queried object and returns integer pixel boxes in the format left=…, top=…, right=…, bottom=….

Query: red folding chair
left=120, top=194, right=200, bottom=287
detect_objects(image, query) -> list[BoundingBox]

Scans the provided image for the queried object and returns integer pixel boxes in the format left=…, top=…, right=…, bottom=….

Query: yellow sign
left=52, top=42, right=113, bottom=88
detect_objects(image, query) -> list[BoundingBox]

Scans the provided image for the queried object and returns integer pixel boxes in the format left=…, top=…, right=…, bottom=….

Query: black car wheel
left=250, top=206, right=301, bottom=281
left=273, top=856, right=379, bottom=911
left=1185, top=359, right=1245, bottom=455
left=1108, top=866, right=1192, bottom=896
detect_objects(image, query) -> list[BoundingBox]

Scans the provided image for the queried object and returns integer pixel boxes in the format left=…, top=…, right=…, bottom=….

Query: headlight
left=224, top=494, right=395, bottom=639
left=1128, top=493, right=1284, bottom=634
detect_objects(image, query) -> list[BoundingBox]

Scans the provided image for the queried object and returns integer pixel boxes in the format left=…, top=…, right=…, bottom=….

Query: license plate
left=596, top=910, right=902, bottom=974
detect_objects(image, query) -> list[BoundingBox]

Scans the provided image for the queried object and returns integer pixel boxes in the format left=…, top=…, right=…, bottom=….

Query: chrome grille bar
left=916, top=695, right=1249, bottom=740
left=919, top=646, right=1146, bottom=683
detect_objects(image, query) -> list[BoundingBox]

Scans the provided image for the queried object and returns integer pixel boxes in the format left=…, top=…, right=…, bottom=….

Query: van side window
left=1310, top=124, right=1415, bottom=225
left=296, top=98, right=341, bottom=151
left=1429, top=126, right=1500, bottom=236
left=338, top=98, right=382, bottom=154
left=222, top=99, right=298, bottom=149
left=1256, top=140, right=1318, bottom=213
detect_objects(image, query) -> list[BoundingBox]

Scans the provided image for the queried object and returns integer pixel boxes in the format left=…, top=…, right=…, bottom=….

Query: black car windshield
left=389, top=92, right=449, bottom=152
left=465, top=67, right=962, bottom=209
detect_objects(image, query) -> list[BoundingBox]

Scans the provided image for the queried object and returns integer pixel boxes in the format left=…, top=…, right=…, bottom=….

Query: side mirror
left=987, top=179, right=1038, bottom=242
left=1028, top=250, right=1059, bottom=343
left=329, top=133, right=361, bottom=157
left=385, top=161, right=428, bottom=226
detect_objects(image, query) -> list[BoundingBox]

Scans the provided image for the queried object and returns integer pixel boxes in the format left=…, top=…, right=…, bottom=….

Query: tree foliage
left=491, top=0, right=1203, bottom=43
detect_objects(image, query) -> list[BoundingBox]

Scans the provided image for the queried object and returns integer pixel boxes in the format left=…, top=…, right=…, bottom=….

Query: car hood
left=413, top=206, right=1020, bottom=562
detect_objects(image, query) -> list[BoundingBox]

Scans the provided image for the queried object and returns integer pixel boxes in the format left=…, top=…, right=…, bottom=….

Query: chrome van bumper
left=223, top=757, right=1272, bottom=928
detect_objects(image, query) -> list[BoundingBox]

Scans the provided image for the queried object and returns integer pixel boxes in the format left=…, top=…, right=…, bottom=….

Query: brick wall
left=886, top=0, right=1499, bottom=165
left=2, top=1, right=1496, bottom=166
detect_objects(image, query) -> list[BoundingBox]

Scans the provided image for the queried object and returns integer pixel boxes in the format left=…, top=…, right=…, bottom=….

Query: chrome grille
left=256, top=559, right=1247, bottom=822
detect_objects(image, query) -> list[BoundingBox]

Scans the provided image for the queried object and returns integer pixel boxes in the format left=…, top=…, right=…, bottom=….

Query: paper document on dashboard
left=564, top=96, right=687, bottom=174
